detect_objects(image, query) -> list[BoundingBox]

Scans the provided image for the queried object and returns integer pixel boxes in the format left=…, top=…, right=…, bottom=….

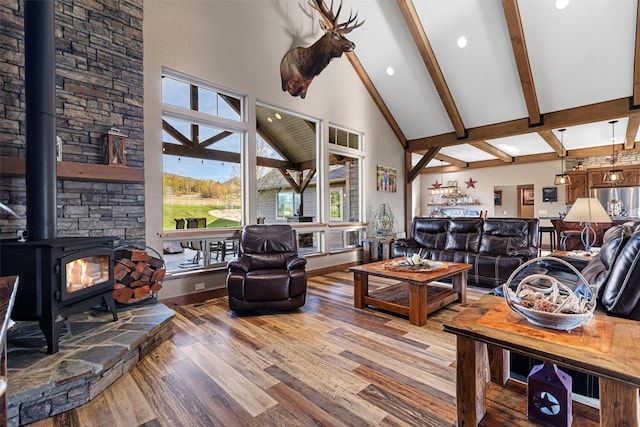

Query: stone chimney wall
left=0, top=0, right=144, bottom=244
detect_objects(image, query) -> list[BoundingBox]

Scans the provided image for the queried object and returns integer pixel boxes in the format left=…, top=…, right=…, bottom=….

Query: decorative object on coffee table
left=528, top=361, right=572, bottom=427
left=382, top=255, right=447, bottom=273
left=503, top=257, right=595, bottom=331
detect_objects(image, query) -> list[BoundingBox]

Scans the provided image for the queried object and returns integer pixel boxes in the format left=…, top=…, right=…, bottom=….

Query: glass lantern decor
left=102, top=128, right=127, bottom=166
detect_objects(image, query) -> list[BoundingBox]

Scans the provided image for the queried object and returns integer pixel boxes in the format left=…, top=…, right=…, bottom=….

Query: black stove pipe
left=25, top=0, right=57, bottom=241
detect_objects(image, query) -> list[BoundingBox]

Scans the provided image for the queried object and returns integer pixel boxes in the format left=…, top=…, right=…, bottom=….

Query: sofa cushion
left=578, top=225, right=632, bottom=292
left=445, top=219, right=482, bottom=252
left=600, top=229, right=640, bottom=317
left=479, top=219, right=529, bottom=255
left=411, top=217, right=448, bottom=250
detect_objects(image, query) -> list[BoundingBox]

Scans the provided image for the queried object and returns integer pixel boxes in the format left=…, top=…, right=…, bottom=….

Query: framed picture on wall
left=376, top=165, right=396, bottom=192
left=494, top=190, right=502, bottom=206
left=523, top=188, right=535, bottom=205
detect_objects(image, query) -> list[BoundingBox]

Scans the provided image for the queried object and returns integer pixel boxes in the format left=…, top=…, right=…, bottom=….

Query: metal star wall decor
left=465, top=177, right=477, bottom=189
left=433, top=180, right=442, bottom=188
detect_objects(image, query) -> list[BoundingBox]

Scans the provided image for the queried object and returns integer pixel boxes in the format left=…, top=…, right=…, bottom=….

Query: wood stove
left=0, top=2, right=120, bottom=354
left=0, top=237, right=118, bottom=354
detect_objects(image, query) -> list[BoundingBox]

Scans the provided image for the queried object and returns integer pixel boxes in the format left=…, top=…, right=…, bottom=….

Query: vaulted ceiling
left=326, top=0, right=640, bottom=175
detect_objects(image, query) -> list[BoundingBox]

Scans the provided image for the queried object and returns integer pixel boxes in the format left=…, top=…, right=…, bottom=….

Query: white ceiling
left=320, top=0, right=639, bottom=169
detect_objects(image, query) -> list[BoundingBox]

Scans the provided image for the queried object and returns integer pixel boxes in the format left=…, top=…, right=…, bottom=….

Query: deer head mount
left=280, top=0, right=364, bottom=99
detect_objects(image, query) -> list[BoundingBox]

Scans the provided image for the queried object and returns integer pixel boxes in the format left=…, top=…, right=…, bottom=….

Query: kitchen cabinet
left=566, top=171, right=588, bottom=205
left=590, top=168, right=639, bottom=188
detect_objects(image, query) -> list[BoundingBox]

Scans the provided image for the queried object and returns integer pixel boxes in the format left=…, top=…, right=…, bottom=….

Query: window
left=276, top=191, right=301, bottom=219
left=161, top=71, right=245, bottom=235
left=328, top=124, right=363, bottom=223
left=330, top=186, right=344, bottom=220
left=329, top=126, right=360, bottom=150
left=328, top=125, right=365, bottom=253
left=255, top=103, right=319, bottom=224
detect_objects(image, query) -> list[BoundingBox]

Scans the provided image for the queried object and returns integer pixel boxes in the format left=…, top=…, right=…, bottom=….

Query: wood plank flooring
left=27, top=271, right=599, bottom=427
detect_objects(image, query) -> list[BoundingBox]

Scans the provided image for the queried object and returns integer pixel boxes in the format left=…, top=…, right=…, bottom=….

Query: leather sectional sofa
left=393, top=217, right=539, bottom=288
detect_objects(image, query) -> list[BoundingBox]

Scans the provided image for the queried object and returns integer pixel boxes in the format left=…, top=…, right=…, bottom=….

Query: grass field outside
left=163, top=203, right=241, bottom=231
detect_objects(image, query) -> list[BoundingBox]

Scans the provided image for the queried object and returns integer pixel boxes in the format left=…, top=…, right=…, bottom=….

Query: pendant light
left=603, top=120, right=624, bottom=184
left=554, top=128, right=571, bottom=185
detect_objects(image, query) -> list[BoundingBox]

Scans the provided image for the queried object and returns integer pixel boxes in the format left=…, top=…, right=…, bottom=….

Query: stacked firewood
left=113, top=248, right=165, bottom=304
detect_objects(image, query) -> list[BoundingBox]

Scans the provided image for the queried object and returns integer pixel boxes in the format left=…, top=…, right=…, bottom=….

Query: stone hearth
left=6, top=302, right=175, bottom=426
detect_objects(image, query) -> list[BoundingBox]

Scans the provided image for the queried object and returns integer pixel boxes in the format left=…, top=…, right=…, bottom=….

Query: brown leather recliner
left=227, top=224, right=307, bottom=312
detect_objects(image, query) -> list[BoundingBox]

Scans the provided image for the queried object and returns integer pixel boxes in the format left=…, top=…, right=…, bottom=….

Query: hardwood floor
left=27, top=271, right=598, bottom=427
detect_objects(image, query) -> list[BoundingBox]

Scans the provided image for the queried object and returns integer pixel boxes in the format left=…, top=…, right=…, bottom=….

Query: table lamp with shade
left=563, top=198, right=611, bottom=253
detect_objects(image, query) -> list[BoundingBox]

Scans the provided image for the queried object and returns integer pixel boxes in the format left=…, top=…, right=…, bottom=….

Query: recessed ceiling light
left=267, top=117, right=273, bottom=123
left=385, top=66, right=394, bottom=76
left=274, top=113, right=282, bottom=120
left=457, top=36, right=467, bottom=49
left=555, top=0, right=570, bottom=10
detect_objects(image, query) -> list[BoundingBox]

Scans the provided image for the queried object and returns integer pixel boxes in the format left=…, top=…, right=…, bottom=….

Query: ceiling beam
left=625, top=114, right=640, bottom=149
left=538, top=129, right=564, bottom=156
left=396, top=0, right=466, bottom=139
left=434, top=153, right=467, bottom=168
left=408, top=97, right=640, bottom=151
left=634, top=0, right=640, bottom=107
left=501, top=0, right=541, bottom=126
left=468, top=141, right=513, bottom=163
left=420, top=144, right=630, bottom=173
left=407, top=147, right=439, bottom=183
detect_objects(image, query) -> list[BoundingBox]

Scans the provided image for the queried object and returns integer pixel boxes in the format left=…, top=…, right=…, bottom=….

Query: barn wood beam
left=625, top=115, right=640, bottom=149
left=408, top=97, right=640, bottom=151
left=345, top=51, right=406, bottom=146
left=633, top=0, right=640, bottom=107
left=434, top=153, right=468, bottom=168
left=538, top=130, right=565, bottom=156
left=279, top=168, right=301, bottom=193
left=256, top=124, right=296, bottom=164
left=163, top=142, right=290, bottom=169
left=397, top=0, right=466, bottom=139
left=200, top=131, right=233, bottom=149
left=421, top=144, right=631, bottom=173
left=190, top=85, right=199, bottom=144
left=469, top=141, right=513, bottom=163
left=502, top=0, right=541, bottom=125
left=407, top=147, right=439, bottom=183
left=162, top=120, right=197, bottom=149
left=162, top=143, right=239, bottom=163
left=299, top=168, right=316, bottom=193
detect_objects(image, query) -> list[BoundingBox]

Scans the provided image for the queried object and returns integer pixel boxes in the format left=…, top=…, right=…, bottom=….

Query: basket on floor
left=502, top=256, right=595, bottom=331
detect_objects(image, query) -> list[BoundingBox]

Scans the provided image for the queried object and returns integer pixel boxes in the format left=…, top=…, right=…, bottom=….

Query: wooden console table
left=443, top=294, right=640, bottom=426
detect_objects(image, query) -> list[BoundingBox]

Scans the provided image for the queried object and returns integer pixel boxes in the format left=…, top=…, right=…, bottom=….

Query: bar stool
left=538, top=225, right=556, bottom=255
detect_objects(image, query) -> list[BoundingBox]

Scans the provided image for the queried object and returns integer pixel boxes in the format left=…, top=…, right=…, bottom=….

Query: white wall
left=419, top=160, right=569, bottom=219
left=143, top=0, right=404, bottom=297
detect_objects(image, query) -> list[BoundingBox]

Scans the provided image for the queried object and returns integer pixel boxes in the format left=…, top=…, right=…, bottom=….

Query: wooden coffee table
left=349, top=258, right=472, bottom=326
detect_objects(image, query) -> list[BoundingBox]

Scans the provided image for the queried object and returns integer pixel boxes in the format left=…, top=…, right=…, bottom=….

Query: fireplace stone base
left=6, top=302, right=175, bottom=426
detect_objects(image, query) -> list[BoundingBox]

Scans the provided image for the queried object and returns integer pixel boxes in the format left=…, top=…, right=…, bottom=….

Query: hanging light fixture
left=603, top=120, right=624, bottom=184
left=554, top=128, right=571, bottom=185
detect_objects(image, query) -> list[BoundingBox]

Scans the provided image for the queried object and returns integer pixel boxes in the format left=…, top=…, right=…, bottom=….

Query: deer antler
left=309, top=0, right=364, bottom=32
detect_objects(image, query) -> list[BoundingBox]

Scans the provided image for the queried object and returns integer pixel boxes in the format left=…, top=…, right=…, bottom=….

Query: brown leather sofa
left=227, top=224, right=307, bottom=312
left=394, top=217, right=539, bottom=288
